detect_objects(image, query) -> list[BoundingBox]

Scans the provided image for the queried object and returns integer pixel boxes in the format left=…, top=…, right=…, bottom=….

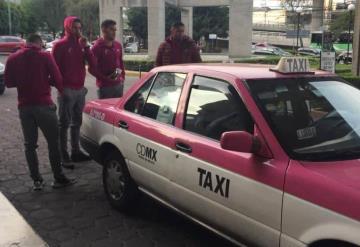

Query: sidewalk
left=0, top=192, right=47, bottom=247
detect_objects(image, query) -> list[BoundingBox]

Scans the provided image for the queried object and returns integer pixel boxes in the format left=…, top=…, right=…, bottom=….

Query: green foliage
left=330, top=11, right=355, bottom=40
left=0, top=0, right=98, bottom=39
left=126, top=6, right=229, bottom=42
left=126, top=7, right=147, bottom=42
left=15, top=0, right=65, bottom=38
left=126, top=5, right=181, bottom=47
left=124, top=60, right=155, bottom=72
left=193, top=6, right=229, bottom=41
left=0, top=0, right=29, bottom=35
left=64, top=0, right=99, bottom=41
left=165, top=6, right=181, bottom=37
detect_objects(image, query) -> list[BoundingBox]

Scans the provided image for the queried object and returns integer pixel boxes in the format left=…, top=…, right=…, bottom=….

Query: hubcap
left=106, top=160, right=125, bottom=200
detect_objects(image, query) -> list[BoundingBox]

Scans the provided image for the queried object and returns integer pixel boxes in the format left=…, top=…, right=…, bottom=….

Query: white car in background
left=0, top=62, right=5, bottom=95
left=45, top=40, right=59, bottom=52
left=124, top=42, right=139, bottom=53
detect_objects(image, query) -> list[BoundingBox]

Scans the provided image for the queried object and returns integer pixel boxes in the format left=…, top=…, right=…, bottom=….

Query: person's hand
left=79, top=36, right=90, bottom=49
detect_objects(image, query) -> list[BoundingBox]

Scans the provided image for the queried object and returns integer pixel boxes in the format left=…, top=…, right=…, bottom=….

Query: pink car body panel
left=83, top=63, right=360, bottom=244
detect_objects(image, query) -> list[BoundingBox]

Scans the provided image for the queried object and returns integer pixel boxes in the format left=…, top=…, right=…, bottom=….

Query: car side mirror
left=220, top=131, right=256, bottom=153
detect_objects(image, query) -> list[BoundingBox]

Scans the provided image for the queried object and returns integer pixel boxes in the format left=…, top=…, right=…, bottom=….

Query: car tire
left=103, top=150, right=139, bottom=211
left=0, top=86, right=5, bottom=95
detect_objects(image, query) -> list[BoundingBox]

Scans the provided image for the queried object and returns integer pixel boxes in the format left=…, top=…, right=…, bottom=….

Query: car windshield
left=248, top=77, right=360, bottom=161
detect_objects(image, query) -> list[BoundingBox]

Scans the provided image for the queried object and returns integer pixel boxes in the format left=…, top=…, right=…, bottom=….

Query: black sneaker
left=33, top=180, right=45, bottom=191
left=71, top=151, right=91, bottom=162
left=52, top=177, right=77, bottom=189
left=62, top=162, right=75, bottom=170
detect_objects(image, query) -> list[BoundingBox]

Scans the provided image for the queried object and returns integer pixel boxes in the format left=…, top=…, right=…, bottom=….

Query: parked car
left=124, top=42, right=139, bottom=53
left=80, top=57, right=360, bottom=247
left=0, top=36, right=25, bottom=53
left=337, top=51, right=352, bottom=64
left=297, top=47, right=321, bottom=57
left=0, top=62, right=5, bottom=95
left=253, top=46, right=291, bottom=56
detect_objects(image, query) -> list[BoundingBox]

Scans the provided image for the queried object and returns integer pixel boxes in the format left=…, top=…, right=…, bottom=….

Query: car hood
left=299, top=159, right=360, bottom=191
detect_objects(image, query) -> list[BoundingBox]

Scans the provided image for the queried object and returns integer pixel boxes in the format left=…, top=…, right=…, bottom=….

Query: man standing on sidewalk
left=4, top=34, right=76, bottom=190
left=156, top=22, right=202, bottom=67
left=90, top=19, right=125, bottom=99
left=53, top=16, right=93, bottom=165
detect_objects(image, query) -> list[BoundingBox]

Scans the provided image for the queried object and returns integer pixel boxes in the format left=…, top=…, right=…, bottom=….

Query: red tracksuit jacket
left=52, top=16, right=94, bottom=90
left=4, top=45, right=63, bottom=107
left=90, top=38, right=125, bottom=88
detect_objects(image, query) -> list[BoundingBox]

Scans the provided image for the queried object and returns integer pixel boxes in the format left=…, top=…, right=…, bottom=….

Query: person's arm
left=52, top=42, right=62, bottom=69
left=46, top=54, right=63, bottom=94
left=4, top=57, right=17, bottom=88
left=155, top=44, right=164, bottom=67
left=84, top=46, right=97, bottom=71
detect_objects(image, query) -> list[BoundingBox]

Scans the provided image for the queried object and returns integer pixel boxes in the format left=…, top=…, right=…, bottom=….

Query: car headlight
left=0, top=64, right=4, bottom=74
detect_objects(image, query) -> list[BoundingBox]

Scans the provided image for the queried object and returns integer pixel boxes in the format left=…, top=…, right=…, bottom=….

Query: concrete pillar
left=311, top=0, right=324, bottom=32
left=99, top=0, right=123, bottom=44
left=352, top=0, right=360, bottom=76
left=147, top=0, right=166, bottom=59
left=229, top=0, right=252, bottom=58
left=181, top=7, right=193, bottom=38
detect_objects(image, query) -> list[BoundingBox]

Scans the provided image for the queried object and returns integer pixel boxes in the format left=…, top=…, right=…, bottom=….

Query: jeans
left=19, top=105, right=64, bottom=181
left=58, top=87, right=87, bottom=158
left=97, top=83, right=123, bottom=99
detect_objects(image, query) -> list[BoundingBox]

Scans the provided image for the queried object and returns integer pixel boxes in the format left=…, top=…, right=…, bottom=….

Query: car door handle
left=118, top=120, right=129, bottom=129
left=175, top=142, right=192, bottom=153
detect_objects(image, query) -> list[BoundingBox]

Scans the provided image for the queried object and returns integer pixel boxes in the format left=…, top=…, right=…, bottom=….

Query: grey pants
left=19, top=105, right=64, bottom=181
left=58, top=87, right=87, bottom=157
left=97, top=83, right=123, bottom=99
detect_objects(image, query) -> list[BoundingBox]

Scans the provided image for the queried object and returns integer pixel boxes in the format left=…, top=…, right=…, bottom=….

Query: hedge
left=124, top=56, right=360, bottom=87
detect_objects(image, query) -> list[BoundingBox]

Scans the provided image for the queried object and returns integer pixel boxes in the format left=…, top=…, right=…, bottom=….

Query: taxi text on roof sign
left=271, top=57, right=313, bottom=74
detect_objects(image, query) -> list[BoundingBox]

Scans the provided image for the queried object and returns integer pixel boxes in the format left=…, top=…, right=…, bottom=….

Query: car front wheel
left=103, top=151, right=139, bottom=211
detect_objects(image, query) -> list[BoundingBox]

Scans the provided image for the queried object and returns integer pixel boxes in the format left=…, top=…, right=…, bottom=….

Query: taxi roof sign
left=270, top=57, right=314, bottom=74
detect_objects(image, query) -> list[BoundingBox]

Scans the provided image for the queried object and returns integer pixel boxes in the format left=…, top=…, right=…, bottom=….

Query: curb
left=125, top=70, right=148, bottom=77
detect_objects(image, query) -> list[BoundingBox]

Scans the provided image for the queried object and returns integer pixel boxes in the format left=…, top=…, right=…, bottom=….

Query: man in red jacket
left=53, top=16, right=93, bottom=164
left=4, top=34, right=76, bottom=190
left=156, top=22, right=202, bottom=67
left=90, top=19, right=125, bottom=99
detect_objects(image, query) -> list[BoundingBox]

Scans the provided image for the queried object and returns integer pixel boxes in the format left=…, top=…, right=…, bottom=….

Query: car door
left=113, top=72, right=188, bottom=200
left=169, top=74, right=288, bottom=247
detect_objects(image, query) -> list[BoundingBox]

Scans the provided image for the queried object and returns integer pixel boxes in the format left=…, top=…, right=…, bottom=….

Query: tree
left=126, top=5, right=180, bottom=48
left=64, top=0, right=99, bottom=41
left=330, top=11, right=355, bottom=41
left=193, top=6, right=228, bottom=41
left=126, top=5, right=228, bottom=44
left=20, top=0, right=65, bottom=38
left=126, top=7, right=147, bottom=42
left=0, top=0, right=28, bottom=36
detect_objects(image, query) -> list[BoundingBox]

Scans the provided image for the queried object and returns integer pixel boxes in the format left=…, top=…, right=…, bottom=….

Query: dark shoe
left=62, top=162, right=75, bottom=170
left=33, top=180, right=45, bottom=191
left=71, top=151, right=91, bottom=162
left=52, top=176, right=77, bottom=189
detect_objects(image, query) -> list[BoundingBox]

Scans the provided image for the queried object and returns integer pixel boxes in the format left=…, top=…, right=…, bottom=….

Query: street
left=0, top=54, right=236, bottom=247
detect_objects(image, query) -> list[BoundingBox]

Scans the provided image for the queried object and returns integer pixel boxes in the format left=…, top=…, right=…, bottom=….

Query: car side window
left=125, top=75, right=154, bottom=114
left=184, top=76, right=254, bottom=141
left=142, top=72, right=187, bottom=125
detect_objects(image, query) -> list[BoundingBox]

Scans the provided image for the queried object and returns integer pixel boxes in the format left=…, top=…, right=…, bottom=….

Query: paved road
left=0, top=55, right=237, bottom=247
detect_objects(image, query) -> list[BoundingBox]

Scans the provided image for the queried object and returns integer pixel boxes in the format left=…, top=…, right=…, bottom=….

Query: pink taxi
left=80, top=58, right=360, bottom=247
